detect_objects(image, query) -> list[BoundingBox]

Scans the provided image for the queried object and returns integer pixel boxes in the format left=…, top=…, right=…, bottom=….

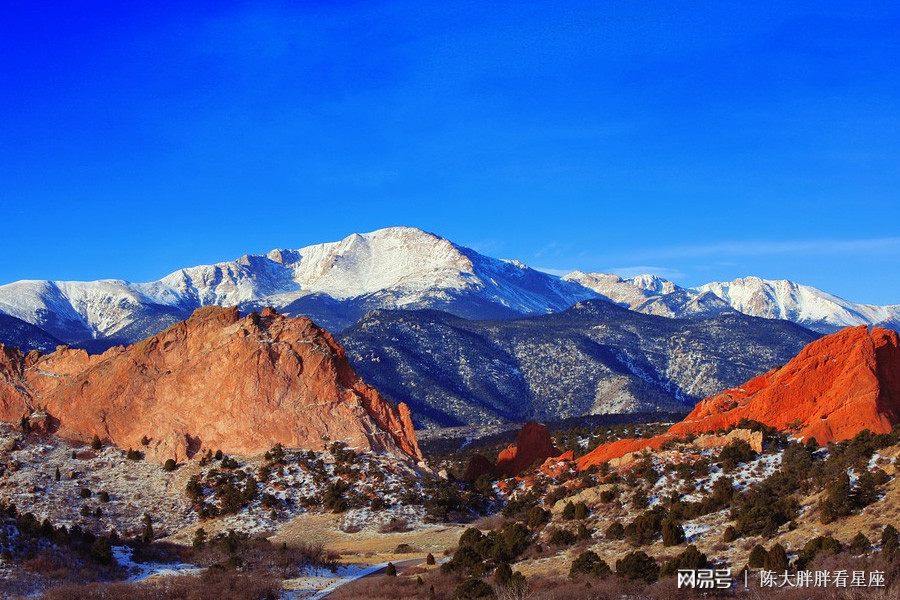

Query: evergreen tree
left=574, top=501, right=588, bottom=520
left=763, top=544, right=788, bottom=572
left=882, top=524, right=899, bottom=556
left=661, top=519, right=685, bottom=546
left=193, top=527, right=207, bottom=550
left=748, top=544, right=767, bottom=568
left=141, top=513, right=154, bottom=544
left=850, top=532, right=871, bottom=555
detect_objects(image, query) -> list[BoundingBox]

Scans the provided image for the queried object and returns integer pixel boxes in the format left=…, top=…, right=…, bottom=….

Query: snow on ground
left=0, top=423, right=196, bottom=539
left=282, top=562, right=390, bottom=600
left=111, top=545, right=203, bottom=582
left=682, top=522, right=712, bottom=542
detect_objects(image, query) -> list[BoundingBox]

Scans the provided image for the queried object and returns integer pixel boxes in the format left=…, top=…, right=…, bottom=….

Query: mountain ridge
left=0, top=227, right=896, bottom=354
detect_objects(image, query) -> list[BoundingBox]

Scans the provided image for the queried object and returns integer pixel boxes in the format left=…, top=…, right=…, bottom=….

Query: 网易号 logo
left=677, top=569, right=732, bottom=589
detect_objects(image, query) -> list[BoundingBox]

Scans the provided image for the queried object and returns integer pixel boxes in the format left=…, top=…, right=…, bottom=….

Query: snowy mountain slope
left=0, top=314, right=64, bottom=354
left=564, top=271, right=899, bottom=333
left=0, top=227, right=598, bottom=349
left=696, top=276, right=900, bottom=333
left=340, top=301, right=818, bottom=427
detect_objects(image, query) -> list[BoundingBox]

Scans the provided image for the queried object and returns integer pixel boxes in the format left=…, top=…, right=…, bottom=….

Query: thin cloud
left=637, top=237, right=900, bottom=260
left=610, top=266, right=687, bottom=280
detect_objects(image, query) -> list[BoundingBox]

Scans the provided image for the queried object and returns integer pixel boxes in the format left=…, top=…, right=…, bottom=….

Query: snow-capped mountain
left=0, top=227, right=597, bottom=349
left=1, top=227, right=898, bottom=352
left=562, top=271, right=732, bottom=319
left=564, top=271, right=900, bottom=333
left=696, top=276, right=900, bottom=333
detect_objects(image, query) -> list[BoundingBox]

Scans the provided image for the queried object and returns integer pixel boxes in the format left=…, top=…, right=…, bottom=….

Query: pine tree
left=54, top=466, right=61, bottom=482
left=385, top=562, right=397, bottom=577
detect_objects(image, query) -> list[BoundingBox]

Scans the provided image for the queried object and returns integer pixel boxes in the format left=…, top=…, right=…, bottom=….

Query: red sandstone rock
left=495, top=422, right=561, bottom=478
left=578, top=326, right=900, bottom=470
left=0, top=306, right=422, bottom=464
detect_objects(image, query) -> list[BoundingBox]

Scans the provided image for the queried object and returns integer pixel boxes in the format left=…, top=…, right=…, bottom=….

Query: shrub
left=661, top=519, right=685, bottom=547
left=141, top=513, right=154, bottom=544
left=748, top=544, right=766, bottom=568
left=547, top=528, right=577, bottom=546
left=723, top=525, right=736, bottom=542
left=574, top=501, right=588, bottom=520
left=80, top=488, right=92, bottom=499
left=850, top=532, right=871, bottom=555
left=605, top=522, right=625, bottom=540
left=186, top=476, right=203, bottom=501
left=98, top=491, right=110, bottom=503
left=385, top=562, right=397, bottom=577
left=91, top=435, right=102, bottom=451
left=378, top=517, right=411, bottom=533
left=797, top=536, right=841, bottom=569
left=163, top=459, right=177, bottom=472
left=452, top=578, right=494, bottom=599
left=193, top=528, right=207, bottom=550
left=661, top=544, right=707, bottom=577
left=140, top=435, right=150, bottom=446
left=90, top=536, right=113, bottom=564
left=599, top=488, right=618, bottom=503
left=525, top=506, right=549, bottom=529
left=426, top=553, right=435, bottom=565
left=562, top=502, right=576, bottom=520
left=718, top=439, right=756, bottom=471
left=763, top=544, right=788, bottom=572
left=882, top=524, right=899, bottom=556
left=494, top=562, right=513, bottom=587
left=616, top=551, right=659, bottom=582
left=624, top=506, right=666, bottom=546
left=569, top=550, right=611, bottom=578
left=126, top=448, right=143, bottom=461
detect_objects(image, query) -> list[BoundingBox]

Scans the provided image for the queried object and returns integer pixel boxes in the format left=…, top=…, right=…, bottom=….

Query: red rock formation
left=578, top=326, right=900, bottom=470
left=0, top=307, right=422, bottom=464
left=495, top=422, right=561, bottom=478
left=462, top=422, right=562, bottom=481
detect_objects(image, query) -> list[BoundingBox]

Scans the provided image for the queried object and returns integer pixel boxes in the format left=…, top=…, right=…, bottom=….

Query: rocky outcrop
left=463, top=422, right=561, bottom=480
left=0, top=307, right=422, bottom=464
left=578, top=326, right=900, bottom=469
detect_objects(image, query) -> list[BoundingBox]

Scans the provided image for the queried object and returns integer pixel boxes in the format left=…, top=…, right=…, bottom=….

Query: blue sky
left=2, top=2, right=898, bottom=304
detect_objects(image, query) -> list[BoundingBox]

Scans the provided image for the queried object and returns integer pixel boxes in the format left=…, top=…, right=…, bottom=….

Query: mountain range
left=339, top=302, right=817, bottom=427
left=0, top=227, right=896, bottom=354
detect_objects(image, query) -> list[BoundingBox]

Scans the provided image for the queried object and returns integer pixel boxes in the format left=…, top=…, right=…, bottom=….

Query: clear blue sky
left=2, top=2, right=898, bottom=304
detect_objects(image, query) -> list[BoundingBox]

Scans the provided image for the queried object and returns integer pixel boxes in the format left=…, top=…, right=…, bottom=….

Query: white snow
left=0, top=227, right=597, bottom=340
left=111, top=545, right=203, bottom=582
